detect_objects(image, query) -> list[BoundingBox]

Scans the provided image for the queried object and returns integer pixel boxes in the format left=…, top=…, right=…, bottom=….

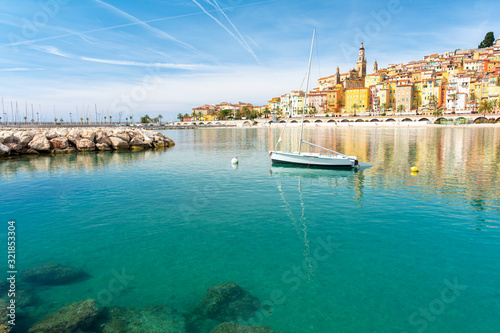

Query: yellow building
left=421, top=79, right=444, bottom=109
left=411, top=72, right=422, bottom=83
left=345, top=87, right=370, bottom=115
left=364, top=74, right=382, bottom=88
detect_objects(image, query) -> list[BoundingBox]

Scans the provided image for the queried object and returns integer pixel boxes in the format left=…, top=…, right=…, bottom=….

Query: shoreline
left=0, top=127, right=174, bottom=159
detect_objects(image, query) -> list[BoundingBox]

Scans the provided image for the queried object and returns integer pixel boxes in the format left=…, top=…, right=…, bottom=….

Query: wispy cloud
left=80, top=57, right=208, bottom=70
left=0, top=68, right=43, bottom=72
left=192, top=0, right=259, bottom=62
left=30, top=45, right=72, bottom=58
left=93, top=0, right=199, bottom=52
left=29, top=44, right=206, bottom=70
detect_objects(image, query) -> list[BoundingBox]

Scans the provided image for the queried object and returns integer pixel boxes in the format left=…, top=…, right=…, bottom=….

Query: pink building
left=306, top=90, right=328, bottom=114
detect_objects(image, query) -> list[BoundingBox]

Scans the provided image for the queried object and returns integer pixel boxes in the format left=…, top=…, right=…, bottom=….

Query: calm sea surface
left=1, top=126, right=499, bottom=332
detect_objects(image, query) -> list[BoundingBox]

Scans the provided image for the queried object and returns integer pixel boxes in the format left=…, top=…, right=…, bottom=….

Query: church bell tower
left=357, top=43, right=367, bottom=78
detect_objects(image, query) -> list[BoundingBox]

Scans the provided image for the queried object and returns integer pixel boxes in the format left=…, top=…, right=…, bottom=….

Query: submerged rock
left=190, top=283, right=260, bottom=322
left=28, top=299, right=99, bottom=333
left=0, top=301, right=12, bottom=333
left=101, top=305, right=185, bottom=333
left=0, top=281, right=9, bottom=294
left=211, top=323, right=279, bottom=333
left=21, top=262, right=88, bottom=285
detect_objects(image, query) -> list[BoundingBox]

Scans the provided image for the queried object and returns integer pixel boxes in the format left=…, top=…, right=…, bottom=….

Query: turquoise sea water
left=1, top=126, right=500, bottom=332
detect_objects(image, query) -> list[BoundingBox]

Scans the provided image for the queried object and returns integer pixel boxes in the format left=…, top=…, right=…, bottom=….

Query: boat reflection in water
left=269, top=164, right=371, bottom=281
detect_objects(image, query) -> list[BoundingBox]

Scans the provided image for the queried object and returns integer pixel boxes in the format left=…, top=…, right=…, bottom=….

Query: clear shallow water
left=1, top=126, right=499, bottom=332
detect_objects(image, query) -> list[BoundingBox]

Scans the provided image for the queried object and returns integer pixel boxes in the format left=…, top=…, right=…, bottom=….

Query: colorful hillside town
left=190, top=34, right=500, bottom=122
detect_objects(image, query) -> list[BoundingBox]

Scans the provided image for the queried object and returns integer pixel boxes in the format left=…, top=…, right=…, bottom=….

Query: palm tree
left=104, top=116, right=107, bottom=123
left=86, top=117, right=89, bottom=124
left=478, top=100, right=493, bottom=118
left=469, top=93, right=477, bottom=113
left=80, top=117, right=83, bottom=124
left=412, top=95, right=421, bottom=114
left=491, top=99, right=499, bottom=113
left=397, top=104, right=405, bottom=113
left=177, top=113, right=183, bottom=121
left=24, top=116, right=27, bottom=124
left=352, top=103, right=359, bottom=117
left=450, top=93, right=458, bottom=113
left=381, top=103, right=388, bottom=115
left=158, top=115, right=163, bottom=125
left=429, top=94, right=438, bottom=115
left=109, top=116, right=112, bottom=124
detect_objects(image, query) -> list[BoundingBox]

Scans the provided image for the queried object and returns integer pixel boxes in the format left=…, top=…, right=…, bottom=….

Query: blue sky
left=1, top=0, right=499, bottom=121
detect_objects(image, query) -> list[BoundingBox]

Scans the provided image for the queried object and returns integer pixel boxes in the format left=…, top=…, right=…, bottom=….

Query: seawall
left=0, top=127, right=174, bottom=159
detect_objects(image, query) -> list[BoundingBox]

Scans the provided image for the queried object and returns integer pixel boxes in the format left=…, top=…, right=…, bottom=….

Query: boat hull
left=270, top=151, right=357, bottom=168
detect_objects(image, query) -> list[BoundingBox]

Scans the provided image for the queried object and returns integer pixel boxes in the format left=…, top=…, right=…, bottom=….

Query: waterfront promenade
left=2, top=113, right=499, bottom=130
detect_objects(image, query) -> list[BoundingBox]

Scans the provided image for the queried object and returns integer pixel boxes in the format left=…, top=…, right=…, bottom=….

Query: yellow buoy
left=411, top=166, right=419, bottom=173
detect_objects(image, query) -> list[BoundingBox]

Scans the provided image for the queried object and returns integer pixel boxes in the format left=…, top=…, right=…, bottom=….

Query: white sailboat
left=270, top=29, right=360, bottom=168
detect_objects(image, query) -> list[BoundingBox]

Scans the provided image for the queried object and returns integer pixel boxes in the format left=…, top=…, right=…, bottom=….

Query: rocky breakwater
left=0, top=127, right=174, bottom=158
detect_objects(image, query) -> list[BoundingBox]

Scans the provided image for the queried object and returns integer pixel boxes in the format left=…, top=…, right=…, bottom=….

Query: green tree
left=397, top=104, right=405, bottom=113
left=381, top=103, right=388, bottom=115
left=141, top=115, right=150, bottom=123
left=478, top=31, right=495, bottom=48
left=491, top=99, right=499, bottom=112
left=412, top=95, right=421, bottom=112
left=450, top=93, right=458, bottom=113
left=429, top=94, right=438, bottom=115
left=469, top=93, right=477, bottom=112
left=352, top=103, right=359, bottom=116
left=478, top=100, right=493, bottom=114
left=158, top=115, right=163, bottom=125
left=177, top=113, right=183, bottom=121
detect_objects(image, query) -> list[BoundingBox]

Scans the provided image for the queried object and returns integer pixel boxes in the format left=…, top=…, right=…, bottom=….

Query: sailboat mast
left=299, top=28, right=315, bottom=154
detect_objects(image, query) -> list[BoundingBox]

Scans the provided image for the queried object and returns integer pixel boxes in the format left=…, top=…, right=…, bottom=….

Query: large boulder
left=80, top=129, right=96, bottom=142
left=66, top=129, right=81, bottom=146
left=101, top=305, right=186, bottom=333
left=129, top=137, right=148, bottom=149
left=211, top=323, right=279, bottom=333
left=21, top=262, right=88, bottom=285
left=76, top=138, right=96, bottom=151
left=190, top=283, right=260, bottom=322
left=28, top=299, right=99, bottom=333
left=0, top=131, right=14, bottom=144
left=109, top=137, right=130, bottom=150
left=28, top=134, right=51, bottom=151
left=4, top=143, right=22, bottom=153
left=0, top=143, right=11, bottom=157
left=50, top=137, right=69, bottom=150
left=110, top=132, right=130, bottom=143
left=96, top=131, right=112, bottom=146
left=44, top=129, right=60, bottom=140
left=13, top=132, right=34, bottom=148
left=96, top=143, right=113, bottom=151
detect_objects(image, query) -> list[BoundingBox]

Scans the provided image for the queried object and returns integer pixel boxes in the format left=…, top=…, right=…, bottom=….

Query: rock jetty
left=0, top=127, right=174, bottom=158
